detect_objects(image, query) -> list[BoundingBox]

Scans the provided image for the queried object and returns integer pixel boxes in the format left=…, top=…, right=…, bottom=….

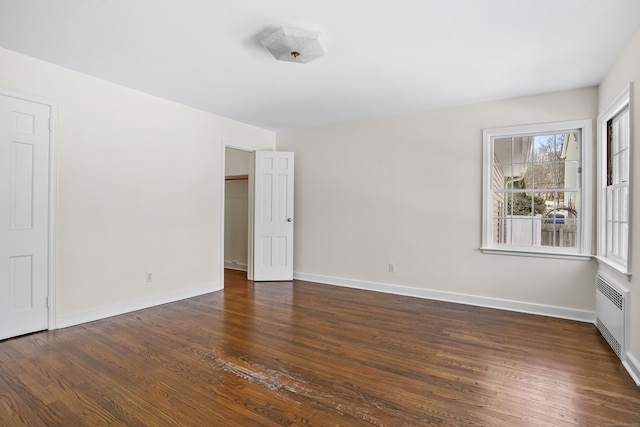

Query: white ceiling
left=1, top=1, right=639, bottom=131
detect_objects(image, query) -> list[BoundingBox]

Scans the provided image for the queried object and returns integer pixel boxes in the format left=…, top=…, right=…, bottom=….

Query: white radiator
left=595, top=273, right=629, bottom=359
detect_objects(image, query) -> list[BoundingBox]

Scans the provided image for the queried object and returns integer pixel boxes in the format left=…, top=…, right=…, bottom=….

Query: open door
left=0, top=93, right=51, bottom=340
left=252, top=151, right=294, bottom=281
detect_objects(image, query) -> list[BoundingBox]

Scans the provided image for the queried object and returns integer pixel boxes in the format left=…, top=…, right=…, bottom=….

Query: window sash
left=603, top=110, right=630, bottom=265
left=482, top=120, right=592, bottom=258
left=596, top=84, right=632, bottom=275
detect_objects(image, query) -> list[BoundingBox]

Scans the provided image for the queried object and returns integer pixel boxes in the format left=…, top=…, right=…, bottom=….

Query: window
left=482, top=120, right=592, bottom=258
left=597, top=84, right=632, bottom=274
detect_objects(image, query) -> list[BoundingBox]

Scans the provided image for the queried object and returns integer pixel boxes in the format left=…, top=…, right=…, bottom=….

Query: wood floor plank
left=0, top=268, right=639, bottom=426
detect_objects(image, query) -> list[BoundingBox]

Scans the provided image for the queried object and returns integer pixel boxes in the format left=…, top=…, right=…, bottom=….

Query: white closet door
left=253, top=151, right=294, bottom=281
left=0, top=94, right=50, bottom=340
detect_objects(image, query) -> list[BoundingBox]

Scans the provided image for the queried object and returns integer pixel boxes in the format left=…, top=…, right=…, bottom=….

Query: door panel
left=253, top=151, right=294, bottom=281
left=0, top=94, right=50, bottom=340
left=11, top=141, right=35, bottom=228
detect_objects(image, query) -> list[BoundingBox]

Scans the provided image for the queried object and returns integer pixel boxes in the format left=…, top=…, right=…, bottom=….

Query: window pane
left=620, top=112, right=630, bottom=149
left=613, top=120, right=620, bottom=152
left=514, top=136, right=533, bottom=163
left=530, top=162, right=559, bottom=189
left=492, top=163, right=505, bottom=190
left=494, top=138, right=513, bottom=165
left=621, top=148, right=629, bottom=183
left=507, top=192, right=544, bottom=217
left=563, top=160, right=579, bottom=190
left=562, top=191, right=579, bottom=226
left=621, top=186, right=629, bottom=222
left=505, top=215, right=539, bottom=246
left=612, top=223, right=620, bottom=257
left=541, top=190, right=578, bottom=249
left=492, top=190, right=508, bottom=245
left=612, top=188, right=620, bottom=221
left=533, top=135, right=559, bottom=163
left=621, top=223, right=629, bottom=261
left=492, top=215, right=502, bottom=244
left=613, top=151, right=621, bottom=184
left=505, top=163, right=529, bottom=187
left=493, top=200, right=508, bottom=245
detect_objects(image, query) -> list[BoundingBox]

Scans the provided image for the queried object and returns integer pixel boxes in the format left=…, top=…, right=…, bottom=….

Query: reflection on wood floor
left=1, top=268, right=639, bottom=426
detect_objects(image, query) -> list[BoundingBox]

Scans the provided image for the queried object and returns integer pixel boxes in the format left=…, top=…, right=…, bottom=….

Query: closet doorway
left=224, top=147, right=252, bottom=278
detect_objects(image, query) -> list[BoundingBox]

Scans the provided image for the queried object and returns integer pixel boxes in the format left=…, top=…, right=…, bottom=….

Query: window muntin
left=483, top=120, right=591, bottom=257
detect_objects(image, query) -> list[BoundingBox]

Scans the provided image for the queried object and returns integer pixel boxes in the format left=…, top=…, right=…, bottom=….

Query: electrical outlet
left=388, top=263, right=396, bottom=273
left=146, top=272, right=153, bottom=282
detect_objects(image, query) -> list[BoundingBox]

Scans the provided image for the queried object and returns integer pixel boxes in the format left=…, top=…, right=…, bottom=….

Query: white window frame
left=481, top=119, right=592, bottom=259
left=596, top=83, right=633, bottom=276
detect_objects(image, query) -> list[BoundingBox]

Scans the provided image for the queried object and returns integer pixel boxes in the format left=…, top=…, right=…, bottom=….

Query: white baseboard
left=623, top=353, right=640, bottom=386
left=294, top=272, right=595, bottom=323
left=224, top=260, right=248, bottom=271
left=55, top=281, right=222, bottom=329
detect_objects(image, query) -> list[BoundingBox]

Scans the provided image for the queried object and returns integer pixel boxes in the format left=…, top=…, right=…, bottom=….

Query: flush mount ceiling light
left=260, top=27, right=327, bottom=64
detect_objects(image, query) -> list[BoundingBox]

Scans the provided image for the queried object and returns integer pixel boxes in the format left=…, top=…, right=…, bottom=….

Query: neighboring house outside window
left=482, top=120, right=592, bottom=259
left=597, top=84, right=632, bottom=275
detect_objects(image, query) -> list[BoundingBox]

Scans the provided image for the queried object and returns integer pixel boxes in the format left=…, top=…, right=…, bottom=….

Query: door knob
left=287, top=218, right=292, bottom=222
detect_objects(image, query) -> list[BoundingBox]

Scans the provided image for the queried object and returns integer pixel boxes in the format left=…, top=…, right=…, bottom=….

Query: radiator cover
left=595, top=273, right=629, bottom=359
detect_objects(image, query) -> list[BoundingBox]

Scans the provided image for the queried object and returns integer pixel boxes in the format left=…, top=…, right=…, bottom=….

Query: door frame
left=1, top=87, right=58, bottom=330
left=221, top=141, right=256, bottom=283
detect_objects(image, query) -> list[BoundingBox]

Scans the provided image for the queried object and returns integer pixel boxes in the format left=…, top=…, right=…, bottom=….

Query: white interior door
left=253, top=151, right=294, bottom=281
left=0, top=93, right=50, bottom=340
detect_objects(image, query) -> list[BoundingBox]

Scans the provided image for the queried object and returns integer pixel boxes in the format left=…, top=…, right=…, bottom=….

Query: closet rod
left=225, top=174, right=249, bottom=181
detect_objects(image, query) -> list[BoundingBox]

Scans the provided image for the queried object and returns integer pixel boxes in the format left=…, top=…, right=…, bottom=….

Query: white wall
left=224, top=180, right=249, bottom=269
left=277, top=87, right=598, bottom=318
left=598, top=28, right=640, bottom=377
left=0, top=47, right=275, bottom=325
left=225, top=147, right=252, bottom=176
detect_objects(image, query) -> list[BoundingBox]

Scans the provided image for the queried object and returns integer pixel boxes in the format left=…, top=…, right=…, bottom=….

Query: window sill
left=594, top=256, right=631, bottom=279
left=480, top=247, right=592, bottom=261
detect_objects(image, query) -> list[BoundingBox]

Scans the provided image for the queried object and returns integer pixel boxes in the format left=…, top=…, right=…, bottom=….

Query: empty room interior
left=2, top=1, right=640, bottom=425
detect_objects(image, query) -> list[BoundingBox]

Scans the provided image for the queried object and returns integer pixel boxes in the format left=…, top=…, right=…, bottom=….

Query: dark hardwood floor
left=1, top=269, right=639, bottom=426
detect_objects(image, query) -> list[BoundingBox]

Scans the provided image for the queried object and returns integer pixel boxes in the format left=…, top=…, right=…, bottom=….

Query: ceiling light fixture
left=260, top=27, right=327, bottom=64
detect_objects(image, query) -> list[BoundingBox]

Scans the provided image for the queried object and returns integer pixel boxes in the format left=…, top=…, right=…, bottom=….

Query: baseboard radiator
left=595, top=273, right=629, bottom=359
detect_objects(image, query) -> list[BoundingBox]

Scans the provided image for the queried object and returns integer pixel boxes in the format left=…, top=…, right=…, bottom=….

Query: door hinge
left=48, top=118, right=53, bottom=131
left=46, top=296, right=49, bottom=308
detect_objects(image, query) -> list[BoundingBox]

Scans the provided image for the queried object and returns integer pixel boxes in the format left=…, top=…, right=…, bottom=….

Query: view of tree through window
left=492, top=131, right=580, bottom=248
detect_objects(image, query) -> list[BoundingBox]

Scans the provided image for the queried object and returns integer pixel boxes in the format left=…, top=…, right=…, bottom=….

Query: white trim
left=294, top=272, right=595, bottom=323
left=623, top=352, right=640, bottom=386
left=484, top=120, right=594, bottom=138
left=595, top=256, right=632, bottom=279
left=596, top=83, right=633, bottom=275
left=47, top=98, right=58, bottom=330
left=56, top=281, right=221, bottom=329
left=482, top=119, right=593, bottom=257
left=224, top=261, right=248, bottom=271
left=0, top=87, right=58, bottom=331
left=480, top=247, right=591, bottom=261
